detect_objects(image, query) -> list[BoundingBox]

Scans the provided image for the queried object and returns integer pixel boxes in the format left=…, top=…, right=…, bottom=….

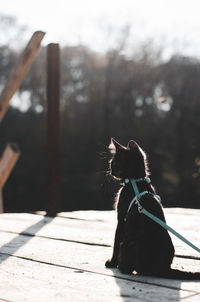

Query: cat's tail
left=155, top=269, right=200, bottom=280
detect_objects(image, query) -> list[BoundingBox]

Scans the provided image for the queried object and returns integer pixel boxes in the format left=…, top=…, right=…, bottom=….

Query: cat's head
left=109, top=138, right=149, bottom=180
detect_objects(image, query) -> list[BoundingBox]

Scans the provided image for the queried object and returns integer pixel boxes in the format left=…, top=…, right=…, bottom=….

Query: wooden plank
left=36, top=208, right=200, bottom=222
left=0, top=210, right=199, bottom=258
left=1, top=231, right=200, bottom=300
left=46, top=43, right=61, bottom=217
left=165, top=208, right=200, bottom=216
left=62, top=208, right=200, bottom=259
left=59, top=207, right=200, bottom=221
left=0, top=143, right=20, bottom=189
left=0, top=217, right=200, bottom=293
left=0, top=254, right=196, bottom=302
left=36, top=209, right=117, bottom=222
left=0, top=31, right=45, bottom=122
left=0, top=143, right=20, bottom=213
left=0, top=190, right=3, bottom=214
left=58, top=210, right=117, bottom=222
left=0, top=213, right=115, bottom=247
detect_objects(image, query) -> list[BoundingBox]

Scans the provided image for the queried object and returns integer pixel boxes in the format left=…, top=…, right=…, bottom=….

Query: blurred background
left=1, top=0, right=200, bottom=212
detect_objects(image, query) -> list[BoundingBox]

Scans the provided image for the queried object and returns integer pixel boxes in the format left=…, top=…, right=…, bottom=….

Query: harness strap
left=125, top=178, right=161, bottom=215
left=125, top=177, right=200, bottom=255
left=141, top=207, right=200, bottom=254
left=127, top=190, right=149, bottom=213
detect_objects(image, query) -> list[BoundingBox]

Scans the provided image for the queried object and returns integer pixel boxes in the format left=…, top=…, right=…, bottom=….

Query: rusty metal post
left=46, top=43, right=61, bottom=216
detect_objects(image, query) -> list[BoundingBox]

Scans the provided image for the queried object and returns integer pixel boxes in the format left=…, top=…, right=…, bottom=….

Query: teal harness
left=125, top=177, right=200, bottom=255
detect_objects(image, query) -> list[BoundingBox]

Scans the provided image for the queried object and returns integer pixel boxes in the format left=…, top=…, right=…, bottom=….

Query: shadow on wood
left=0, top=216, right=54, bottom=264
left=106, top=268, right=183, bottom=301
left=0, top=210, right=199, bottom=301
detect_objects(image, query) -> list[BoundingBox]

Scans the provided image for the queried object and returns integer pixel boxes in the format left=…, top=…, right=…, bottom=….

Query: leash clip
left=135, top=198, right=143, bottom=213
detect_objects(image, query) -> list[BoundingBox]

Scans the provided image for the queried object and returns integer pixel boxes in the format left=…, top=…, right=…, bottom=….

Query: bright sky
left=1, top=0, right=200, bottom=58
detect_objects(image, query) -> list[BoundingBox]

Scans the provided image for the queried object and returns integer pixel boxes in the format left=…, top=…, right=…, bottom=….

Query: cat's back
left=128, top=194, right=174, bottom=253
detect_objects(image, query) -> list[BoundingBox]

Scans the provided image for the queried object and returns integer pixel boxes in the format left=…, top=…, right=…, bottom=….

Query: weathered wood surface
left=0, top=209, right=200, bottom=301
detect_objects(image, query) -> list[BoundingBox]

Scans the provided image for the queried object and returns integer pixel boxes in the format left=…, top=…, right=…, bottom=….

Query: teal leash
left=125, top=178, right=200, bottom=255
left=141, top=207, right=200, bottom=254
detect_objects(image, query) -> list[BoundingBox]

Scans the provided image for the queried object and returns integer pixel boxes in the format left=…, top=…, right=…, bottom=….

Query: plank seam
left=0, top=229, right=110, bottom=247
left=175, top=254, right=200, bottom=261
left=32, top=212, right=105, bottom=222
left=180, top=292, right=200, bottom=300
left=0, top=229, right=199, bottom=261
left=0, top=251, right=199, bottom=294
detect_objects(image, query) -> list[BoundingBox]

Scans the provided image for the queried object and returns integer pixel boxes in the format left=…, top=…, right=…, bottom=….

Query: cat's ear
left=127, top=140, right=138, bottom=150
left=109, top=138, right=124, bottom=153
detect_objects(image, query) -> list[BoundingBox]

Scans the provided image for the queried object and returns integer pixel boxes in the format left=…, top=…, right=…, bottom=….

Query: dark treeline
left=1, top=42, right=200, bottom=212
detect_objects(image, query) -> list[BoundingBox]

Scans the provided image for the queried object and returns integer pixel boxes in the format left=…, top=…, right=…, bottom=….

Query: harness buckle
left=135, top=198, right=143, bottom=213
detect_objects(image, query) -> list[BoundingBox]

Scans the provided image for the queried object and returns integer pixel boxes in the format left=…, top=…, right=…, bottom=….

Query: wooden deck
left=0, top=208, right=200, bottom=301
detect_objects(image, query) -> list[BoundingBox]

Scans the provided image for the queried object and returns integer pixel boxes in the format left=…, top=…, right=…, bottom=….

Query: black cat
left=105, top=138, right=200, bottom=279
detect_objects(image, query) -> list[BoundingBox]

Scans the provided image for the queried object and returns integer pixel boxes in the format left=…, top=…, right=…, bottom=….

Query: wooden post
left=0, top=190, right=3, bottom=214
left=0, top=143, right=20, bottom=213
left=46, top=43, right=61, bottom=217
left=0, top=31, right=45, bottom=122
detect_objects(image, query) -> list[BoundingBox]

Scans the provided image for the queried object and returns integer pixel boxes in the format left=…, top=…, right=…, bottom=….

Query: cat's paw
left=118, top=264, right=133, bottom=275
left=105, top=259, right=118, bottom=268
